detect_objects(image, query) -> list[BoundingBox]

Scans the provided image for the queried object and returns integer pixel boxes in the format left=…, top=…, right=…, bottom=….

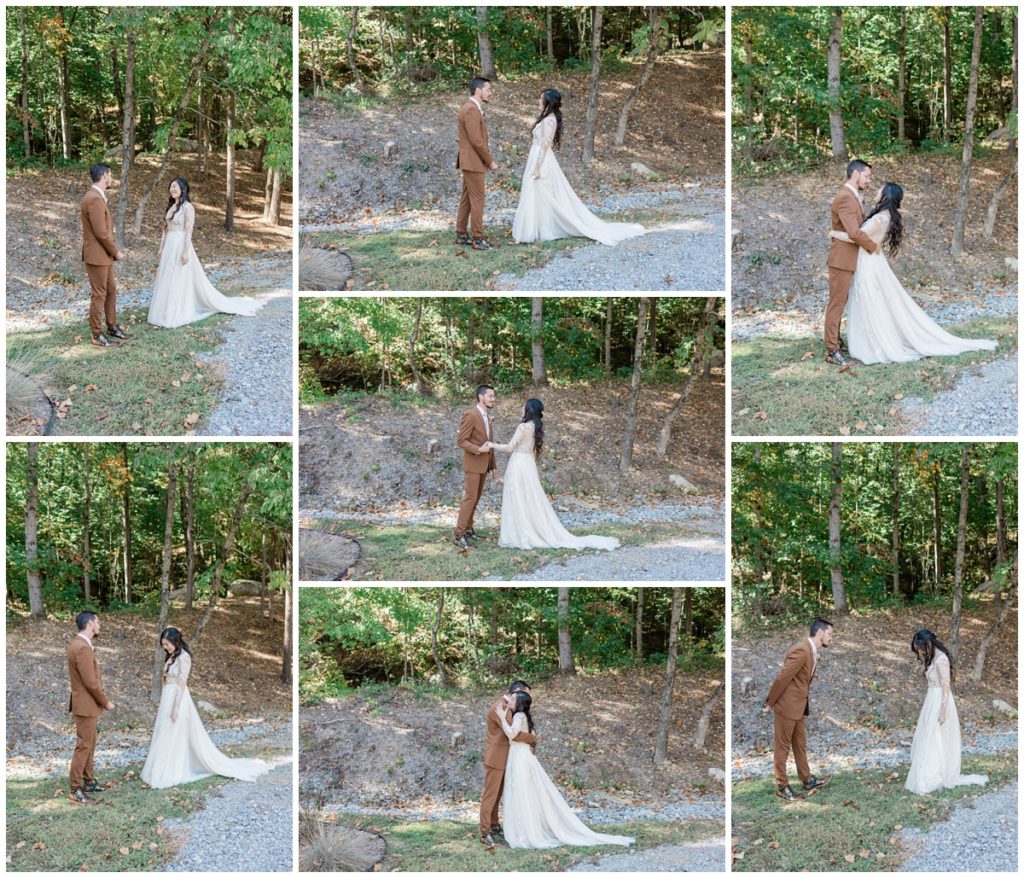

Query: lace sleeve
left=861, top=211, right=889, bottom=245
left=490, top=422, right=525, bottom=454
left=184, top=203, right=196, bottom=248
left=937, top=653, right=951, bottom=723
left=534, top=115, right=557, bottom=176
left=496, top=706, right=518, bottom=740
left=173, top=652, right=191, bottom=715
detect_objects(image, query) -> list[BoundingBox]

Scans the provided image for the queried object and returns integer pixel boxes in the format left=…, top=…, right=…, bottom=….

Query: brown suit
left=480, top=700, right=537, bottom=835
left=765, top=639, right=817, bottom=787
left=455, top=405, right=495, bottom=536
left=825, top=185, right=880, bottom=352
left=81, top=186, right=120, bottom=335
left=67, top=635, right=109, bottom=790
left=455, top=99, right=493, bottom=239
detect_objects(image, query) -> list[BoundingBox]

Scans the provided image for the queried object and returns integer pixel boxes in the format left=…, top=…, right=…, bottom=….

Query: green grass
left=731, top=316, right=1015, bottom=436
left=6, top=763, right=226, bottom=871
left=317, top=520, right=683, bottom=581
left=338, top=815, right=720, bottom=871
left=7, top=307, right=227, bottom=435
left=732, top=752, right=1016, bottom=872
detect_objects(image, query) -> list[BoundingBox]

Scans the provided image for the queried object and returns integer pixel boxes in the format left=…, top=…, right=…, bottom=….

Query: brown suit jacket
left=81, top=187, right=118, bottom=266
left=765, top=639, right=816, bottom=721
left=483, top=700, right=538, bottom=770
left=828, top=185, right=879, bottom=271
left=67, top=636, right=109, bottom=717
left=457, top=406, right=495, bottom=475
left=456, top=99, right=493, bottom=172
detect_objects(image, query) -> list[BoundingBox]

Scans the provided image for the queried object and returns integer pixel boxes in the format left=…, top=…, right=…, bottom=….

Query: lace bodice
left=493, top=421, right=536, bottom=455
left=165, top=202, right=195, bottom=235
left=505, top=710, right=530, bottom=744
left=861, top=211, right=889, bottom=245
left=925, top=651, right=950, bottom=690
left=532, top=114, right=557, bottom=146
left=164, top=651, right=192, bottom=686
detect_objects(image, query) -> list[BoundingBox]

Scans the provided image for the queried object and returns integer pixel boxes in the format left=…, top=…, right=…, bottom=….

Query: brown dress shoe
left=69, top=787, right=100, bottom=804
left=107, top=324, right=134, bottom=340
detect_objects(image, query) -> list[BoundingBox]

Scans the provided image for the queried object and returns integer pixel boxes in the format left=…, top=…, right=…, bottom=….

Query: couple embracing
left=479, top=681, right=633, bottom=849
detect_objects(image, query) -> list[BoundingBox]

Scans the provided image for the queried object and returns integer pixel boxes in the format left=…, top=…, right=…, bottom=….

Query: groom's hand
left=115, top=250, right=126, bottom=261
left=489, top=161, right=498, bottom=171
left=761, top=704, right=771, bottom=715
left=106, top=701, right=115, bottom=710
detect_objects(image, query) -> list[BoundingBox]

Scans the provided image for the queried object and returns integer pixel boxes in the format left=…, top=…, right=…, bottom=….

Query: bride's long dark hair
left=533, top=89, right=563, bottom=150
left=863, top=181, right=904, bottom=257
left=159, top=626, right=192, bottom=670
left=522, top=398, right=544, bottom=456
left=910, top=628, right=954, bottom=684
left=512, top=691, right=535, bottom=733
left=165, top=177, right=191, bottom=222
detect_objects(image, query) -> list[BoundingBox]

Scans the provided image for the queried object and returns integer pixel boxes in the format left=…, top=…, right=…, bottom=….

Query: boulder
left=227, top=579, right=263, bottom=596
left=669, top=474, right=698, bottom=494
left=709, top=349, right=725, bottom=368
left=739, top=675, right=755, bottom=696
left=1005, top=257, right=1018, bottom=273
left=196, top=700, right=219, bottom=714
left=731, top=229, right=744, bottom=249
left=708, top=767, right=726, bottom=784
left=631, top=162, right=656, bottom=177
left=993, top=699, right=1017, bottom=715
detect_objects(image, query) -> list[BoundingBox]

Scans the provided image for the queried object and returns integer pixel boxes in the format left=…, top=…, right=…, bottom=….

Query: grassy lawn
left=731, top=316, right=1016, bottom=436
left=7, top=307, right=228, bottom=436
left=6, top=764, right=226, bottom=872
left=337, top=815, right=721, bottom=872
left=313, top=519, right=683, bottom=580
left=732, top=752, right=1016, bottom=872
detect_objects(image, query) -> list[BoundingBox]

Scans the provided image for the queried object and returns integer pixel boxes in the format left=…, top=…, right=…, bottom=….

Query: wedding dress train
left=147, top=202, right=264, bottom=328
left=491, top=421, right=619, bottom=551
left=904, top=651, right=987, bottom=795
left=512, top=115, right=645, bottom=246
left=499, top=711, right=634, bottom=849
left=839, top=212, right=997, bottom=364
left=141, top=652, right=270, bottom=789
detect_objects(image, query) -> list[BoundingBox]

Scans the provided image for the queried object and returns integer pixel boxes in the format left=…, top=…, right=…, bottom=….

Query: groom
left=455, top=76, right=498, bottom=251
left=81, top=164, right=132, bottom=348
left=480, top=680, right=537, bottom=846
left=762, top=617, right=833, bottom=802
left=454, top=384, right=499, bottom=550
left=67, top=611, right=115, bottom=804
left=825, top=159, right=881, bottom=366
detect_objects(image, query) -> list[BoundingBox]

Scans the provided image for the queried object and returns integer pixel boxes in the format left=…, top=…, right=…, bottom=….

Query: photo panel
left=298, top=585, right=726, bottom=871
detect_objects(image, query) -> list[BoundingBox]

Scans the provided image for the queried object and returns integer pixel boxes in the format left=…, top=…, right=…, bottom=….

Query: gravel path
left=159, top=760, right=293, bottom=872
left=896, top=780, right=1017, bottom=873
left=568, top=840, right=725, bottom=872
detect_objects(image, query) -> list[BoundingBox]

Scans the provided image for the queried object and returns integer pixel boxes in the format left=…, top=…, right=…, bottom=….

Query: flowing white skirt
left=148, top=229, right=264, bottom=328
left=904, top=687, right=988, bottom=795
left=140, top=684, right=270, bottom=790
left=512, top=146, right=645, bottom=246
left=847, top=251, right=997, bottom=364
left=499, top=452, right=619, bottom=551
left=503, top=742, right=634, bottom=849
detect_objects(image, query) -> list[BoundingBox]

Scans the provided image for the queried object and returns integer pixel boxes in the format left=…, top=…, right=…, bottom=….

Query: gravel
left=159, top=760, right=293, bottom=872
left=568, top=840, right=725, bottom=872
left=896, top=780, right=1017, bottom=872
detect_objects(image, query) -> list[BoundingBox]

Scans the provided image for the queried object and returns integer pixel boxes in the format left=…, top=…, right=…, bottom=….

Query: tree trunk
left=20, top=9, right=31, bottom=158
left=692, top=682, right=724, bottom=749
left=546, top=7, right=555, bottom=62
left=122, top=444, right=133, bottom=604
left=892, top=444, right=901, bottom=597
left=224, top=90, right=235, bottom=231
left=581, top=6, right=604, bottom=163
left=151, top=455, right=177, bottom=701
left=259, top=533, right=268, bottom=625
left=614, top=7, right=661, bottom=146
left=25, top=443, right=44, bottom=619
left=657, top=297, right=716, bottom=456
left=115, top=25, right=136, bottom=250
left=1012, top=13, right=1018, bottom=154
left=268, top=167, right=282, bottom=225
left=971, top=476, right=1011, bottom=681
left=897, top=7, right=907, bottom=141
left=743, top=29, right=754, bottom=159
left=198, top=77, right=210, bottom=178
left=603, top=297, right=612, bottom=375
left=829, top=442, right=849, bottom=613
left=281, top=565, right=293, bottom=684
left=949, top=446, right=970, bottom=662
left=982, top=166, right=1016, bottom=237
left=635, top=587, right=644, bottom=662
left=951, top=7, right=984, bottom=258
left=827, top=8, right=848, bottom=159
left=943, top=14, right=953, bottom=142
left=430, top=587, right=450, bottom=686
left=489, top=590, right=500, bottom=673
left=476, top=6, right=497, bottom=79
left=531, top=297, right=548, bottom=387
left=346, top=8, right=366, bottom=92
left=557, top=587, right=575, bottom=674
left=654, top=587, right=682, bottom=763
left=683, top=586, right=694, bottom=641
left=620, top=297, right=649, bottom=472
left=184, top=460, right=195, bottom=610
left=408, top=299, right=426, bottom=395
left=933, top=464, right=943, bottom=586
left=82, top=445, right=91, bottom=601
left=57, top=7, right=72, bottom=160
left=465, top=305, right=476, bottom=381
left=193, top=483, right=254, bottom=639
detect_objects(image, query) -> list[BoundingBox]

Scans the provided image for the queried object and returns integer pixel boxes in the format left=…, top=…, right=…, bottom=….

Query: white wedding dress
left=491, top=421, right=619, bottom=551
left=499, top=711, right=634, bottom=849
left=839, top=212, right=997, bottom=364
left=512, top=115, right=645, bottom=246
left=904, top=651, right=987, bottom=795
left=141, top=652, right=271, bottom=789
left=147, top=202, right=264, bottom=328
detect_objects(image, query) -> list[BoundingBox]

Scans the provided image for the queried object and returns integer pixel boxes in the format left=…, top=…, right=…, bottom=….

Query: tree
left=224, top=89, right=236, bottom=231
left=408, top=299, right=426, bottom=396
left=971, top=474, right=1014, bottom=681
left=829, top=442, right=849, bottom=613
left=82, top=445, right=91, bottom=602
left=603, top=297, right=612, bottom=375
left=430, top=587, right=450, bottom=686
left=56, top=7, right=73, bottom=160
left=657, top=297, right=716, bottom=456
left=827, top=8, right=848, bottom=159
left=932, top=461, right=943, bottom=586
left=949, top=446, right=970, bottom=662
left=114, top=21, right=136, bottom=250
left=281, top=574, right=293, bottom=684
left=183, top=458, right=196, bottom=610
left=951, top=7, right=984, bottom=258
left=983, top=166, right=1017, bottom=238
left=151, top=454, right=177, bottom=701
left=635, top=587, right=644, bottom=662
left=346, top=8, right=366, bottom=93
left=546, top=7, right=555, bottom=62
left=892, top=444, right=901, bottom=596
left=121, top=444, right=134, bottom=604
left=475, top=6, right=497, bottom=80
left=19, top=9, right=31, bottom=158
left=897, top=7, right=907, bottom=142
left=25, top=444, right=44, bottom=619
left=614, top=7, right=661, bottom=146
left=654, top=587, right=682, bottom=763
left=581, top=6, right=604, bottom=163
left=557, top=587, right=575, bottom=674
left=619, top=296, right=650, bottom=472
left=531, top=297, right=548, bottom=387
left=942, top=11, right=953, bottom=142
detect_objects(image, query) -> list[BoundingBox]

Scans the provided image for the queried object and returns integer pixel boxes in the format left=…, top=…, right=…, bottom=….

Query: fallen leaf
left=844, top=854, right=856, bottom=863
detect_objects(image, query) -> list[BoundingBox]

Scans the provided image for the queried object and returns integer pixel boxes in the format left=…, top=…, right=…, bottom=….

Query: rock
left=196, top=700, right=219, bottom=714
left=630, top=162, right=656, bottom=177
left=227, top=579, right=263, bottom=596
left=992, top=699, right=1017, bottom=715
left=640, top=681, right=654, bottom=697
left=732, top=229, right=744, bottom=249
left=669, top=474, right=698, bottom=494
left=450, top=732, right=465, bottom=749
left=708, top=767, right=726, bottom=784
left=427, top=439, right=440, bottom=455
left=739, top=675, right=755, bottom=695
left=709, top=349, right=725, bottom=368
left=168, top=136, right=199, bottom=152
left=1005, top=257, right=1018, bottom=273
left=383, top=141, right=398, bottom=160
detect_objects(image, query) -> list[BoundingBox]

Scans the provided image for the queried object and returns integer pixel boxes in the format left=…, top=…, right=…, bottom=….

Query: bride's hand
left=180, top=251, right=189, bottom=266
left=170, top=707, right=178, bottom=723
left=533, top=170, right=541, bottom=180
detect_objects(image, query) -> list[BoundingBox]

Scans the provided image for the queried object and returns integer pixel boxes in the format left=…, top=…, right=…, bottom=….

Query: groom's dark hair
left=75, top=611, right=97, bottom=631
left=809, top=618, right=833, bottom=637
left=476, top=384, right=494, bottom=401
left=845, top=159, right=871, bottom=178
left=509, top=680, right=531, bottom=693
left=89, top=164, right=111, bottom=183
left=469, top=76, right=490, bottom=95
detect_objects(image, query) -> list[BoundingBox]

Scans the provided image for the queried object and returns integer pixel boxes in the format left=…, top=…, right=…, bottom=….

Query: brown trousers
left=773, top=711, right=811, bottom=788
left=456, top=471, right=488, bottom=536
left=70, top=713, right=98, bottom=789
left=479, top=765, right=505, bottom=834
left=456, top=171, right=486, bottom=239
left=85, top=262, right=118, bottom=336
left=824, top=266, right=853, bottom=352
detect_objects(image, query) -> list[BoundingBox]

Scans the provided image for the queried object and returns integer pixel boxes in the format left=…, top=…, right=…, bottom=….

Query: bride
left=141, top=627, right=271, bottom=789
left=484, top=399, right=619, bottom=551
left=496, top=696, right=634, bottom=849
left=829, top=182, right=998, bottom=364
left=904, top=628, right=987, bottom=795
left=147, top=178, right=265, bottom=328
left=512, top=89, right=645, bottom=246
